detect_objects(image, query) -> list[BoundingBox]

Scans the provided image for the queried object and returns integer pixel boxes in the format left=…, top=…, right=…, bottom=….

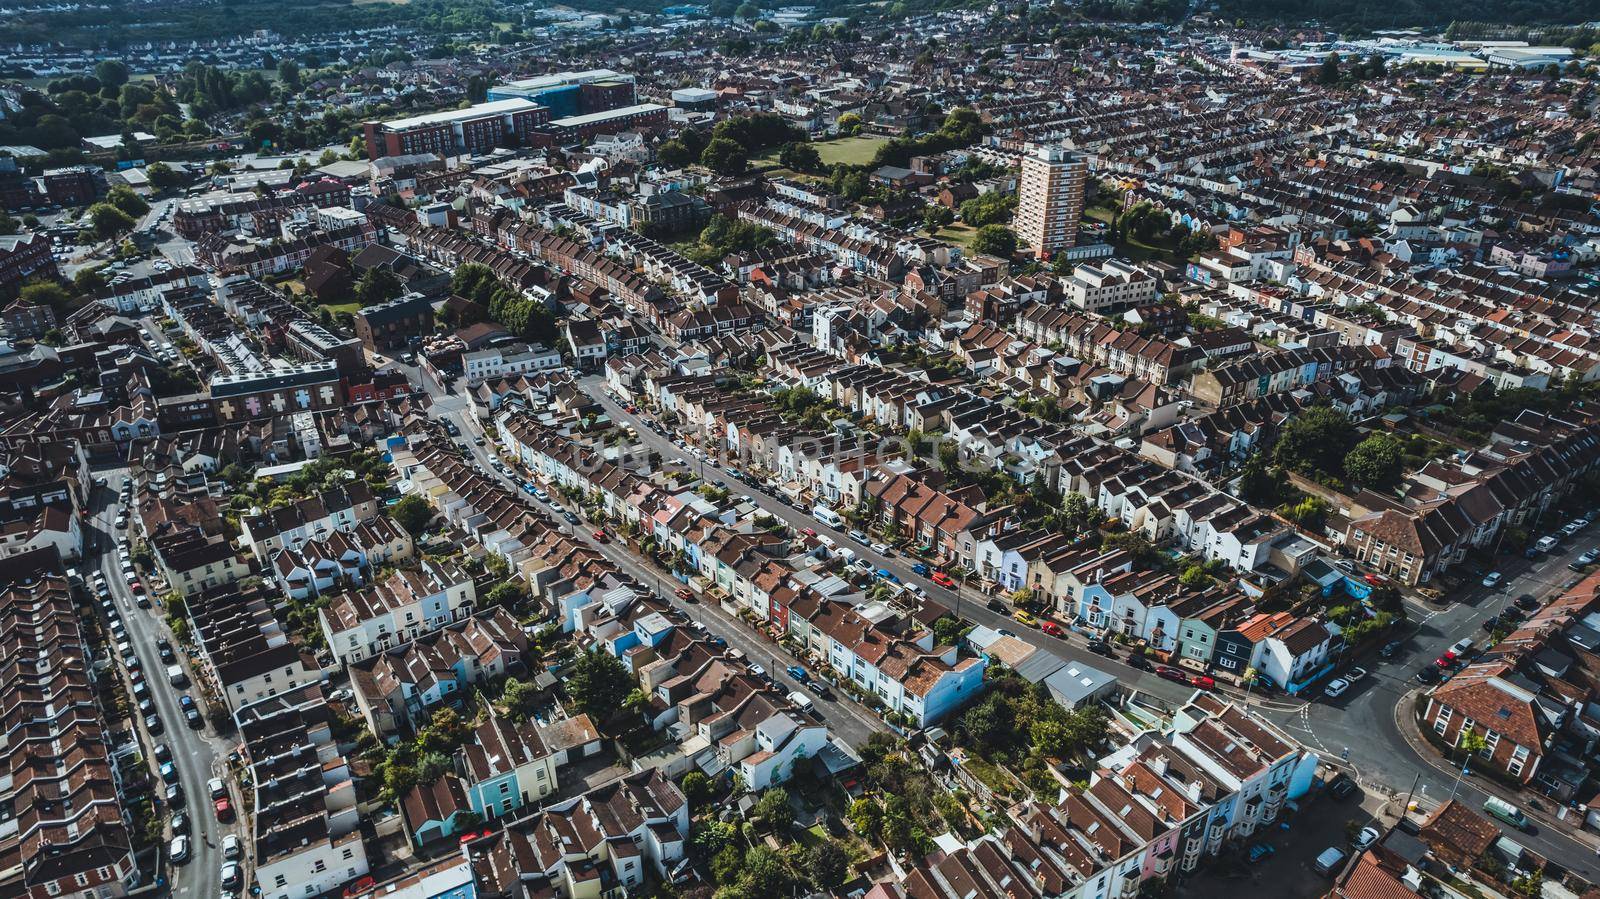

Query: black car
left=1328, top=774, right=1359, bottom=800
left=1379, top=640, right=1404, bottom=659
left=144, top=714, right=163, bottom=735
left=1514, top=594, right=1540, bottom=611
left=1086, top=640, right=1116, bottom=658
left=1415, top=666, right=1442, bottom=684
left=807, top=681, right=833, bottom=701
left=1481, top=616, right=1500, bottom=632
left=184, top=707, right=204, bottom=729
left=1125, top=655, right=1153, bottom=672
left=153, top=742, right=171, bottom=763
left=986, top=599, right=1011, bottom=616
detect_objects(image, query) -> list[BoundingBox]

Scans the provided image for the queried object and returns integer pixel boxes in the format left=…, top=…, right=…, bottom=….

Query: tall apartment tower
left=1014, top=144, right=1087, bottom=260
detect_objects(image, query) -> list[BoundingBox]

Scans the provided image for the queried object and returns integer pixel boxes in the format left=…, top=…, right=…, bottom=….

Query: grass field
left=933, top=222, right=981, bottom=252
left=755, top=135, right=888, bottom=169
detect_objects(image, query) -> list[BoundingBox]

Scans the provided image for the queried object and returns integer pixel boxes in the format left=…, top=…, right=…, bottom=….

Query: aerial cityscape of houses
left=0, top=3, right=1599, bottom=899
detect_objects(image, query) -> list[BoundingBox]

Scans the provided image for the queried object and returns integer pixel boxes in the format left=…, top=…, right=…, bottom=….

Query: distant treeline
left=1214, top=0, right=1599, bottom=28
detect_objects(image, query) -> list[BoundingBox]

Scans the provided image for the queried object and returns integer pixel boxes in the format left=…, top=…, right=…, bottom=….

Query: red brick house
left=1422, top=661, right=1549, bottom=784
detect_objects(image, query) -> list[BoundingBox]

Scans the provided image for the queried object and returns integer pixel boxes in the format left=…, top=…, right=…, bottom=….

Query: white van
left=812, top=505, right=843, bottom=528
left=837, top=547, right=857, bottom=566
left=788, top=691, right=815, bottom=714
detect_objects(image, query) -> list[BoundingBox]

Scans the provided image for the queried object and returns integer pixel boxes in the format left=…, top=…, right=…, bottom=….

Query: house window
left=1509, top=745, right=1530, bottom=777
left=1433, top=704, right=1452, bottom=735
left=1482, top=731, right=1500, bottom=757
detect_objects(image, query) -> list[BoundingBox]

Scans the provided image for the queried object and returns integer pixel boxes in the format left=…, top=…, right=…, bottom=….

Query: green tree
left=95, top=59, right=130, bottom=89
left=681, top=771, right=713, bottom=809
left=417, top=707, right=472, bottom=755
left=1317, top=54, right=1341, bottom=85
left=19, top=280, right=71, bottom=311
left=354, top=266, right=403, bottom=307
left=88, top=203, right=135, bottom=238
left=807, top=839, right=850, bottom=892
left=1236, top=454, right=1285, bottom=505
left=751, top=787, right=791, bottom=830
left=959, top=191, right=1016, bottom=226
left=848, top=797, right=882, bottom=840
left=564, top=650, right=634, bottom=722
left=700, top=136, right=748, bottom=175
left=1179, top=565, right=1213, bottom=591
left=1274, top=406, right=1358, bottom=479
left=277, top=59, right=302, bottom=90
left=924, top=204, right=954, bottom=231
left=106, top=185, right=149, bottom=218
left=387, top=494, right=433, bottom=536
left=656, top=139, right=695, bottom=167
left=482, top=580, right=524, bottom=610
left=500, top=677, right=539, bottom=723
left=971, top=224, right=1018, bottom=258
left=777, top=141, right=822, bottom=172
left=1343, top=432, right=1406, bottom=489
left=145, top=161, right=183, bottom=190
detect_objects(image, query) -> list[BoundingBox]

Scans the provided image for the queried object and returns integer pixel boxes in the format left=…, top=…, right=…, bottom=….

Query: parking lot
left=1174, top=781, right=1375, bottom=899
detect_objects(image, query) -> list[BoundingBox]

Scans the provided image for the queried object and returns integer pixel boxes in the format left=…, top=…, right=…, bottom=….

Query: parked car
left=1013, top=610, right=1037, bottom=626
left=986, top=599, right=1011, bottom=616
left=931, top=571, right=956, bottom=588
left=1323, top=678, right=1350, bottom=698
left=911, top=562, right=930, bottom=576
left=1451, top=637, right=1475, bottom=656
left=1087, top=639, right=1116, bottom=658
left=1415, top=666, right=1442, bottom=684
left=214, top=797, right=234, bottom=822
left=1380, top=640, right=1405, bottom=658
left=1514, top=593, right=1540, bottom=611
left=1571, top=548, right=1599, bottom=570
left=1126, top=655, right=1153, bottom=672
left=1248, top=843, right=1276, bottom=863
left=1040, top=621, right=1063, bottom=636
left=591, top=530, right=608, bottom=543
left=1346, top=667, right=1367, bottom=682
left=169, top=835, right=190, bottom=864
left=785, top=665, right=809, bottom=684
left=208, top=778, right=226, bottom=800
left=171, top=811, right=189, bottom=834
left=1352, top=827, right=1381, bottom=851
left=1155, top=666, right=1189, bottom=685
left=1327, top=774, right=1358, bottom=800
left=221, top=834, right=240, bottom=860
left=1190, top=675, right=1216, bottom=690
left=220, top=861, right=241, bottom=889
left=1481, top=571, right=1503, bottom=588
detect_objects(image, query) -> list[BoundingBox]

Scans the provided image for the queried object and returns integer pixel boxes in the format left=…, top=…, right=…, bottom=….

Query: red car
left=674, top=588, right=693, bottom=601
left=214, top=797, right=234, bottom=822
left=343, top=876, right=376, bottom=898
left=1190, top=675, right=1216, bottom=690
left=1155, top=666, right=1189, bottom=684
left=930, top=572, right=956, bottom=588
left=1039, top=621, right=1063, bottom=636
left=802, top=527, right=817, bottom=537
left=591, top=530, right=609, bottom=543
left=1363, top=572, right=1384, bottom=586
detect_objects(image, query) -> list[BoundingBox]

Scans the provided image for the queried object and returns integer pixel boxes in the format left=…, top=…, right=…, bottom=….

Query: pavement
left=89, top=470, right=237, bottom=899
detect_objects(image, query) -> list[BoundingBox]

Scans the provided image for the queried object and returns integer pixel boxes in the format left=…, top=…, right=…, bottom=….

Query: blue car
left=1248, top=843, right=1275, bottom=863
left=876, top=569, right=898, bottom=582
left=911, top=562, right=930, bottom=576
left=785, top=665, right=809, bottom=683
left=521, top=483, right=537, bottom=495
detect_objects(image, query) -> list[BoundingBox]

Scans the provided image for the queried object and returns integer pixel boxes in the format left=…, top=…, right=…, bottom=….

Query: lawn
left=934, top=222, right=980, bottom=252
left=813, top=135, right=889, bottom=167
left=754, top=135, right=889, bottom=169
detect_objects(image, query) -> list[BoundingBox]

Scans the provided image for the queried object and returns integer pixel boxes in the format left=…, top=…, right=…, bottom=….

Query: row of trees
left=657, top=112, right=809, bottom=175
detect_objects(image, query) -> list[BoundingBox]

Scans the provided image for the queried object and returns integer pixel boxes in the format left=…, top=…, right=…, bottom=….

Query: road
left=572, top=373, right=1600, bottom=872
left=90, top=471, right=232, bottom=899
left=427, top=396, right=889, bottom=749
left=574, top=374, right=1200, bottom=707
left=1259, top=531, right=1600, bottom=877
